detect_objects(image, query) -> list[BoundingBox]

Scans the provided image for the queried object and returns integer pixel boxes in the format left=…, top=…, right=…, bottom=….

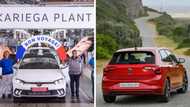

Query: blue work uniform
left=0, top=58, right=16, bottom=97
left=0, top=58, right=15, bottom=75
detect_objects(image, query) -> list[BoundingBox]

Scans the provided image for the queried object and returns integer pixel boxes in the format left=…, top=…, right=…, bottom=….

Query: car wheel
left=160, top=79, right=170, bottom=102
left=103, top=95, right=116, bottom=103
left=178, top=71, right=188, bottom=93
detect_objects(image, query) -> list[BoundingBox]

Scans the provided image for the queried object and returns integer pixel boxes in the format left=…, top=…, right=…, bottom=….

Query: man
left=0, top=50, right=16, bottom=98
left=69, top=50, right=83, bottom=99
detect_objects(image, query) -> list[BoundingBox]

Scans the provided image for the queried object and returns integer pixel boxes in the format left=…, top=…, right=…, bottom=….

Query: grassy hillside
left=149, top=13, right=175, bottom=37
left=150, top=13, right=190, bottom=55
left=97, top=0, right=144, bottom=59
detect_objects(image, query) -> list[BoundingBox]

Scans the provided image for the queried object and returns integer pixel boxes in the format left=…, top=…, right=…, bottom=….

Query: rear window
left=110, top=51, right=155, bottom=64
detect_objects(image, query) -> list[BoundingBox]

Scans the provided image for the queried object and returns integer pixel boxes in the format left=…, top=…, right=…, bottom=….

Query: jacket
left=0, top=58, right=15, bottom=75
left=69, top=57, right=83, bottom=75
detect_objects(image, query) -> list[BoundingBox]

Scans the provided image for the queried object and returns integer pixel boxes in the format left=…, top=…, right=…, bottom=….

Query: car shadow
left=113, top=92, right=181, bottom=105
left=12, top=97, right=66, bottom=103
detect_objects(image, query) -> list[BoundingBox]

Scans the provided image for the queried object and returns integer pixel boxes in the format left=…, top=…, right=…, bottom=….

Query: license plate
left=31, top=87, right=48, bottom=92
left=119, top=83, right=139, bottom=88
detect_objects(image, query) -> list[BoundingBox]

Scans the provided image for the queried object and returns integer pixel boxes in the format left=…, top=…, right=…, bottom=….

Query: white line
left=79, top=88, right=92, bottom=102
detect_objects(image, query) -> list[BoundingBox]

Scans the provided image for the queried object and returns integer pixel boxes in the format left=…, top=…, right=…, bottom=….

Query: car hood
left=15, top=69, right=63, bottom=82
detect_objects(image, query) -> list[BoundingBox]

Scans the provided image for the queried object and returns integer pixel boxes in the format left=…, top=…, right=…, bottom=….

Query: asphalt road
left=96, top=12, right=190, bottom=107
left=0, top=75, right=93, bottom=107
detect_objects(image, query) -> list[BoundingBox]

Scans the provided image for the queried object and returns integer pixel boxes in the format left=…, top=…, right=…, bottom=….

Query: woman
left=0, top=50, right=16, bottom=98
left=69, top=50, right=83, bottom=99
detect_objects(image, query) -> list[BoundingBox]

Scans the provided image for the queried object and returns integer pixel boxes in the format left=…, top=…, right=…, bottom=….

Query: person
left=0, top=50, right=16, bottom=98
left=69, top=50, right=83, bottom=99
left=88, top=53, right=94, bottom=101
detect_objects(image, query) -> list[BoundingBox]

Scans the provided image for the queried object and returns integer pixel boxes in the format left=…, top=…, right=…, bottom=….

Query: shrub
left=96, top=0, right=142, bottom=53
left=151, top=13, right=175, bottom=37
left=96, top=34, right=118, bottom=59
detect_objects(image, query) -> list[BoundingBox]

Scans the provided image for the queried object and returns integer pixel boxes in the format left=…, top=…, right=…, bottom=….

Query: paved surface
left=96, top=12, right=190, bottom=107
left=0, top=67, right=93, bottom=107
left=135, top=12, right=161, bottom=47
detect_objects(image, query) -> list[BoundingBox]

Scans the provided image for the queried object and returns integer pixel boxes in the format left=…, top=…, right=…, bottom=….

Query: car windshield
left=28, top=48, right=61, bottom=64
left=19, top=54, right=59, bottom=69
left=110, top=51, right=155, bottom=64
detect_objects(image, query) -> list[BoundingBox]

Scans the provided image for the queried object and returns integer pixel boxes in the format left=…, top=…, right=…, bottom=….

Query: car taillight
left=143, top=66, right=161, bottom=74
left=103, top=68, right=111, bottom=72
left=103, top=67, right=115, bottom=72
left=154, top=68, right=161, bottom=74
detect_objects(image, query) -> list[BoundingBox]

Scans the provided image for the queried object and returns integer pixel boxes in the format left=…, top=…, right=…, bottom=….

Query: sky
left=142, top=0, right=190, bottom=18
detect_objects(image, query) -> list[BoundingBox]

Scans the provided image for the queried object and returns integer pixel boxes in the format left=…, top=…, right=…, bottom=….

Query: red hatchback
left=102, top=47, right=188, bottom=103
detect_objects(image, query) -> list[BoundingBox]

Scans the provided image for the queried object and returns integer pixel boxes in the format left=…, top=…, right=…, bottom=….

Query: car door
left=54, top=52, right=70, bottom=84
left=165, top=49, right=183, bottom=87
left=159, top=49, right=177, bottom=88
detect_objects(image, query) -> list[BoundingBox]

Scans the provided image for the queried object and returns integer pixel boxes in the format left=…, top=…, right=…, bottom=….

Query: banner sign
left=21, top=35, right=61, bottom=50
left=16, top=35, right=66, bottom=61
left=0, top=7, right=95, bottom=29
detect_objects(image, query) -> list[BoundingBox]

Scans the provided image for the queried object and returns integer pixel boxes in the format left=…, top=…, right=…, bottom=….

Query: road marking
left=79, top=88, right=92, bottom=103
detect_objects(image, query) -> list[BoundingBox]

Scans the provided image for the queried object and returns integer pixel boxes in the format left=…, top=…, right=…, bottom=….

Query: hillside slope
left=97, top=0, right=146, bottom=59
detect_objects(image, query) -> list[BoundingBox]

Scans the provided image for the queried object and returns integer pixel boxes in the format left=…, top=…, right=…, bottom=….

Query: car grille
left=14, top=88, right=65, bottom=97
left=21, top=90, right=58, bottom=96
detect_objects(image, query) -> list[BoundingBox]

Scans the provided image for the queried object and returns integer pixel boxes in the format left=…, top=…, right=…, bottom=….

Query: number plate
left=119, top=83, right=139, bottom=88
left=31, top=87, right=48, bottom=92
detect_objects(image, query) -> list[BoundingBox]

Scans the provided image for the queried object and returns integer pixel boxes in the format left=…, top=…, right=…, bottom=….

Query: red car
left=102, top=47, right=188, bottom=103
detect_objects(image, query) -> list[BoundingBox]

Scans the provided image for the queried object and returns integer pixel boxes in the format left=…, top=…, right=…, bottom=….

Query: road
left=135, top=12, right=161, bottom=47
left=96, top=12, right=190, bottom=107
left=0, top=71, right=93, bottom=107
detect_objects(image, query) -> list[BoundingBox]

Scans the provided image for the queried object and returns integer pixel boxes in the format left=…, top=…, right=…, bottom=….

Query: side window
left=159, top=50, right=168, bottom=60
left=159, top=49, right=172, bottom=62
left=165, top=50, right=178, bottom=63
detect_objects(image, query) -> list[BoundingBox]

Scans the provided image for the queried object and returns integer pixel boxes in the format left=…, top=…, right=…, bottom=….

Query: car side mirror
left=177, top=58, right=185, bottom=63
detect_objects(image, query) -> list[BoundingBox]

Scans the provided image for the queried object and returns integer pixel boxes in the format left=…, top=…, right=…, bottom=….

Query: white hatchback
left=13, top=47, right=68, bottom=98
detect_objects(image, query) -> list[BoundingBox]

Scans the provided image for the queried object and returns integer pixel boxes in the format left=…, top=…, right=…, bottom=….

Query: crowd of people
left=0, top=42, right=94, bottom=102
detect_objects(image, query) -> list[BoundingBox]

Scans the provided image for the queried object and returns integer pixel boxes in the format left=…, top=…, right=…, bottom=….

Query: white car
left=13, top=47, right=69, bottom=98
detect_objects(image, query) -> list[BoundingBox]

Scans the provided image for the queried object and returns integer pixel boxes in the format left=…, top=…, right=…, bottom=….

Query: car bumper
left=13, top=82, right=66, bottom=97
left=13, top=88, right=66, bottom=97
left=102, top=76, right=164, bottom=95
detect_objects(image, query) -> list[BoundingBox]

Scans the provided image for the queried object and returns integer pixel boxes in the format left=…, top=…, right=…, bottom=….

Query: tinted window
left=110, top=51, right=155, bottom=64
left=165, top=50, right=178, bottom=63
left=159, top=50, right=168, bottom=60
left=19, top=54, right=59, bottom=69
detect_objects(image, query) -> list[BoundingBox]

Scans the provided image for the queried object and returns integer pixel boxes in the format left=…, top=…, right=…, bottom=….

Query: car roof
left=116, top=47, right=170, bottom=53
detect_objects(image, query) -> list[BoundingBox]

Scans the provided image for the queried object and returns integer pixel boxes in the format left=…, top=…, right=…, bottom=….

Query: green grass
left=151, top=13, right=190, bottom=55
left=175, top=18, right=190, bottom=25
left=149, top=13, right=175, bottom=36
left=154, top=36, right=190, bottom=56
left=96, top=59, right=109, bottom=74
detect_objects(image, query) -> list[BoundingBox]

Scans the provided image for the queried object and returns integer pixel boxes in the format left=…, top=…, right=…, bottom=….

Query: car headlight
left=15, top=79, right=24, bottom=84
left=54, top=78, right=64, bottom=85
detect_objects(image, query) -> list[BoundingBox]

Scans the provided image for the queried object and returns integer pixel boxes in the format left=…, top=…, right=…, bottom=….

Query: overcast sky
left=142, top=0, right=190, bottom=18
